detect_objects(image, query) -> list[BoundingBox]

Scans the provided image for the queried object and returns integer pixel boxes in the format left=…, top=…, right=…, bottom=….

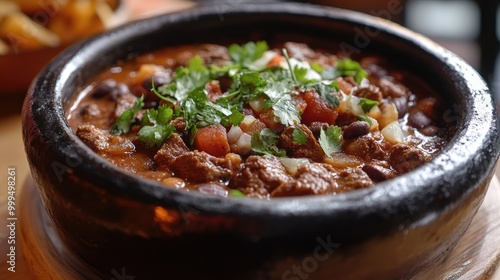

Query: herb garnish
left=335, top=58, right=368, bottom=84
left=138, top=106, right=176, bottom=148
left=251, top=128, right=286, bottom=157
left=292, top=127, right=308, bottom=145
left=359, top=98, right=379, bottom=113
left=319, top=125, right=342, bottom=157
left=111, top=95, right=144, bottom=135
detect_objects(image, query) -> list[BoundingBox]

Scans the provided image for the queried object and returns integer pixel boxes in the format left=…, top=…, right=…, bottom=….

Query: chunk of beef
left=231, top=156, right=292, bottom=199
left=344, top=132, right=388, bottom=161
left=284, top=42, right=337, bottom=67
left=114, top=92, right=138, bottom=118
left=272, top=163, right=338, bottom=197
left=377, top=78, right=409, bottom=98
left=171, top=117, right=187, bottom=134
left=389, top=144, right=430, bottom=174
left=353, top=85, right=383, bottom=102
left=272, top=164, right=374, bottom=197
left=170, top=151, right=241, bottom=184
left=335, top=168, right=373, bottom=192
left=280, top=124, right=324, bottom=162
left=76, top=125, right=135, bottom=156
left=154, top=134, right=189, bottom=170
left=178, top=44, right=230, bottom=66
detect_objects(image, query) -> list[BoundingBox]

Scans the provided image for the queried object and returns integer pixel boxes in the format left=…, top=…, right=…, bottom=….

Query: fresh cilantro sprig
left=156, top=56, right=211, bottom=102
left=359, top=98, right=379, bottom=113
left=228, top=41, right=268, bottom=69
left=138, top=106, right=176, bottom=148
left=111, top=95, right=144, bottom=135
left=251, top=128, right=286, bottom=157
left=336, top=58, right=368, bottom=84
left=319, top=125, right=342, bottom=157
left=292, top=127, right=308, bottom=145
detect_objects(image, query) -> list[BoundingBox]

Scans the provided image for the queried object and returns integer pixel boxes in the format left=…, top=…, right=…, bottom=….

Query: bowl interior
left=29, top=3, right=499, bottom=238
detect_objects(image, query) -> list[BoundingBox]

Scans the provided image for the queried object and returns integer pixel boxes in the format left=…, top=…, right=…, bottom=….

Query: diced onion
left=324, top=153, right=362, bottom=168
left=227, top=126, right=243, bottom=144
left=366, top=116, right=379, bottom=131
left=279, top=158, right=310, bottom=175
left=249, top=98, right=265, bottom=113
left=367, top=105, right=381, bottom=119
left=236, top=133, right=252, bottom=152
left=381, top=121, right=405, bottom=144
left=339, top=93, right=364, bottom=116
left=379, top=103, right=398, bottom=129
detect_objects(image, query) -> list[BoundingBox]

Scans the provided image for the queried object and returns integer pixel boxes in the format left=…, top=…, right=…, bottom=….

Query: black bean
left=308, top=122, right=329, bottom=139
left=90, top=79, right=117, bottom=98
left=408, top=111, right=432, bottom=129
left=392, top=96, right=408, bottom=118
left=343, top=121, right=370, bottom=139
left=91, top=79, right=129, bottom=100
left=362, top=164, right=392, bottom=182
left=142, top=73, right=171, bottom=90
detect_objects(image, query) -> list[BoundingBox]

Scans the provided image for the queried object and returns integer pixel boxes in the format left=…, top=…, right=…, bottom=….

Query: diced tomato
left=301, top=90, right=338, bottom=125
left=205, top=80, right=222, bottom=102
left=259, top=109, right=284, bottom=132
left=292, top=94, right=307, bottom=113
left=194, top=124, right=230, bottom=157
left=267, top=55, right=284, bottom=67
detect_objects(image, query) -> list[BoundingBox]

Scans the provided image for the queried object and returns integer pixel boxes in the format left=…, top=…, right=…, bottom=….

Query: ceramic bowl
left=22, top=3, right=500, bottom=279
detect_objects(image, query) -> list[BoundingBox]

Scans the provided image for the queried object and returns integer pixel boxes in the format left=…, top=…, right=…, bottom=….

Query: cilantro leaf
left=356, top=115, right=373, bottom=125
left=138, top=105, right=175, bottom=147
left=336, top=59, right=368, bottom=84
left=312, top=83, right=340, bottom=108
left=251, top=129, right=286, bottom=157
left=359, top=98, right=379, bottom=113
left=319, top=125, right=342, bottom=157
left=228, top=108, right=245, bottom=126
left=294, top=66, right=318, bottom=84
left=310, top=62, right=324, bottom=74
left=157, top=56, right=210, bottom=102
left=262, top=79, right=300, bottom=126
left=229, top=189, right=246, bottom=198
left=292, top=127, right=308, bottom=145
left=111, top=95, right=144, bottom=135
left=182, top=89, right=232, bottom=130
left=228, top=41, right=268, bottom=69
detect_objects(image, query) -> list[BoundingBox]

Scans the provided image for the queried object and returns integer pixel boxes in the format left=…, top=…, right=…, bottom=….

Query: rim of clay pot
left=26, top=3, right=500, bottom=232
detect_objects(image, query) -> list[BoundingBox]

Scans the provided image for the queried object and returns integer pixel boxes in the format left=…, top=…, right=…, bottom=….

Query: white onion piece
left=381, top=121, right=405, bottom=144
left=324, top=153, right=362, bottom=168
left=235, top=133, right=252, bottom=152
left=248, top=98, right=265, bottom=113
left=227, top=126, right=243, bottom=144
left=366, top=117, right=379, bottom=131
left=379, top=103, right=398, bottom=129
left=279, top=158, right=310, bottom=175
left=241, top=115, right=257, bottom=126
left=249, top=51, right=277, bottom=71
left=367, top=105, right=381, bottom=120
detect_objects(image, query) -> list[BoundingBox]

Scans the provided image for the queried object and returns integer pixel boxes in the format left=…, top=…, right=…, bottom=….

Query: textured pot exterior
left=22, top=4, right=500, bottom=279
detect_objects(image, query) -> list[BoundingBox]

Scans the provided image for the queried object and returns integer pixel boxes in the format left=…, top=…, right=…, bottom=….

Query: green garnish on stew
left=251, top=128, right=286, bottom=157
left=112, top=41, right=369, bottom=148
left=319, top=125, right=342, bottom=157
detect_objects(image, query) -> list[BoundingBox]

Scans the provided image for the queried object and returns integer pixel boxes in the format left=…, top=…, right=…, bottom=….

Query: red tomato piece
left=194, top=124, right=230, bottom=157
left=301, top=90, right=338, bottom=125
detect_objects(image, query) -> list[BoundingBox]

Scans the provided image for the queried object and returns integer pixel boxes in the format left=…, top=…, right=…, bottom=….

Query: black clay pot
left=22, top=3, right=500, bottom=279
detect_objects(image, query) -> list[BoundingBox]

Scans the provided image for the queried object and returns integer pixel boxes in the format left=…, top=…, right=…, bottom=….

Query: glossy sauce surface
left=67, top=42, right=449, bottom=199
